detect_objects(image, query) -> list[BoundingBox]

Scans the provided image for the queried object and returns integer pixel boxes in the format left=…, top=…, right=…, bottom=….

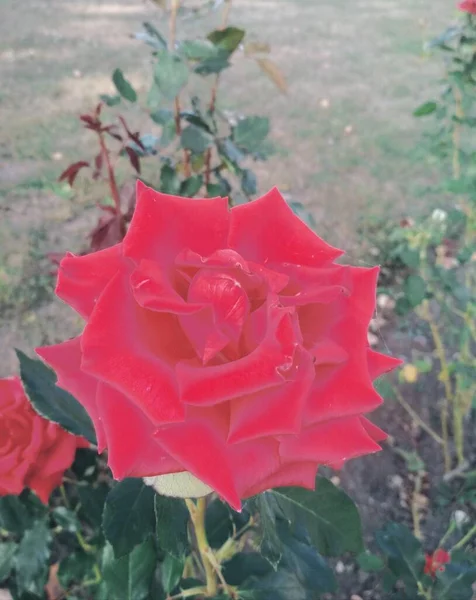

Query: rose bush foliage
left=37, top=183, right=399, bottom=510
left=0, top=376, right=87, bottom=503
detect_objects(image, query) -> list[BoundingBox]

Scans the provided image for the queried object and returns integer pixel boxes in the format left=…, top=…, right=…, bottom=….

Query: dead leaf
left=255, top=58, right=287, bottom=93
left=45, top=563, right=63, bottom=600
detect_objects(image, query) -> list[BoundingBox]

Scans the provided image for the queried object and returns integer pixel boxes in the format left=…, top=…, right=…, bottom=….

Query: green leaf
left=0, top=495, right=33, bottom=534
left=279, top=522, right=336, bottom=594
left=243, top=568, right=309, bottom=600
left=248, top=494, right=283, bottom=567
left=241, top=169, right=257, bottom=196
left=150, top=109, right=174, bottom=125
left=180, top=175, right=203, bottom=197
left=234, top=117, right=270, bottom=153
left=102, top=479, right=156, bottom=558
left=161, top=554, right=184, bottom=593
left=100, top=94, right=121, bottom=107
left=160, top=120, right=177, bottom=147
left=413, top=101, right=437, bottom=117
left=112, top=68, right=137, bottom=103
left=154, top=495, right=189, bottom=558
left=0, top=542, right=17, bottom=581
left=101, top=539, right=157, bottom=600
left=15, top=520, right=51, bottom=594
left=58, top=551, right=96, bottom=587
left=143, top=22, right=167, bottom=49
left=194, top=56, right=230, bottom=76
left=181, top=125, right=213, bottom=153
left=206, top=500, right=234, bottom=548
left=78, top=483, right=109, bottom=528
left=434, top=562, right=476, bottom=600
left=403, top=274, right=426, bottom=307
left=52, top=506, right=80, bottom=532
left=357, top=551, right=385, bottom=572
left=375, top=522, right=425, bottom=587
left=180, top=40, right=219, bottom=61
left=160, top=164, right=180, bottom=194
left=16, top=350, right=96, bottom=444
left=154, top=51, right=189, bottom=101
left=218, top=139, right=244, bottom=166
left=399, top=247, right=420, bottom=268
left=207, top=179, right=230, bottom=198
left=134, top=22, right=167, bottom=50
left=208, top=27, right=245, bottom=53
left=374, top=376, right=396, bottom=401
left=147, top=82, right=162, bottom=110
left=267, top=476, right=364, bottom=556
left=222, top=553, right=273, bottom=586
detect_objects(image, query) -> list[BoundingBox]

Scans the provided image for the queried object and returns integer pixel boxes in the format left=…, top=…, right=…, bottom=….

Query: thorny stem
left=169, top=0, right=191, bottom=178
left=452, top=86, right=463, bottom=182
left=185, top=498, right=218, bottom=597
left=59, top=485, right=96, bottom=553
left=417, top=581, right=432, bottom=600
left=391, top=384, right=444, bottom=445
left=437, top=520, right=456, bottom=549
left=411, top=472, right=423, bottom=540
left=204, top=0, right=232, bottom=191
left=420, top=301, right=453, bottom=472
left=451, top=523, right=476, bottom=552
left=99, top=133, right=121, bottom=214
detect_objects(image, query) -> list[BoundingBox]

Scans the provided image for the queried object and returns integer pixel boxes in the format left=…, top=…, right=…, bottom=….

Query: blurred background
left=0, top=0, right=451, bottom=374
left=1, top=3, right=476, bottom=598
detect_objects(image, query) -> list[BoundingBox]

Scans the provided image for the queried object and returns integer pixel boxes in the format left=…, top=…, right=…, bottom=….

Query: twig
left=391, top=384, right=445, bottom=445
left=450, top=523, right=476, bottom=552
left=204, top=0, right=232, bottom=191
left=169, top=0, right=191, bottom=178
left=411, top=472, right=424, bottom=541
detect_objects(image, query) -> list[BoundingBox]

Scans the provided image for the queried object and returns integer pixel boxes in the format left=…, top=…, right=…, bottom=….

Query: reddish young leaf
left=125, top=147, right=141, bottom=174
left=58, top=161, right=90, bottom=186
left=90, top=214, right=127, bottom=251
left=119, top=116, right=146, bottom=151
left=93, top=152, right=104, bottom=180
left=80, top=114, right=101, bottom=131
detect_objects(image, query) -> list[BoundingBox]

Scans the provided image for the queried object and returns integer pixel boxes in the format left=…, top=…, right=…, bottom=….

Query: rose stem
left=185, top=498, right=218, bottom=597
left=204, top=0, right=232, bottom=191
left=169, top=0, right=191, bottom=178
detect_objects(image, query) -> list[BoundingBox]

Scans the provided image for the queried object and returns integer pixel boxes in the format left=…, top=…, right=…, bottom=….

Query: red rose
left=424, top=549, right=451, bottom=578
left=459, top=0, right=476, bottom=13
left=0, top=376, right=88, bottom=503
left=37, top=183, right=400, bottom=510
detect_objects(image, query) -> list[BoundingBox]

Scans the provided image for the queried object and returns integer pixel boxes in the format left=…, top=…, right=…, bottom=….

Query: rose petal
left=359, top=417, right=387, bottom=443
left=228, top=346, right=315, bottom=443
left=242, top=461, right=318, bottom=498
left=131, top=259, right=203, bottom=314
left=177, top=307, right=297, bottom=406
left=56, top=245, right=123, bottom=318
left=81, top=271, right=185, bottom=425
left=279, top=416, right=382, bottom=464
left=96, top=383, right=181, bottom=479
left=367, top=349, right=403, bottom=379
left=36, top=338, right=106, bottom=452
left=27, top=472, right=63, bottom=504
left=123, top=181, right=230, bottom=264
left=154, top=420, right=241, bottom=511
left=227, top=437, right=281, bottom=498
left=229, top=187, right=342, bottom=266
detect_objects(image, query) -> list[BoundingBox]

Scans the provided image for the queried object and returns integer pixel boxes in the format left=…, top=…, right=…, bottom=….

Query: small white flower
left=454, top=510, right=470, bottom=528
left=431, top=209, right=447, bottom=222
